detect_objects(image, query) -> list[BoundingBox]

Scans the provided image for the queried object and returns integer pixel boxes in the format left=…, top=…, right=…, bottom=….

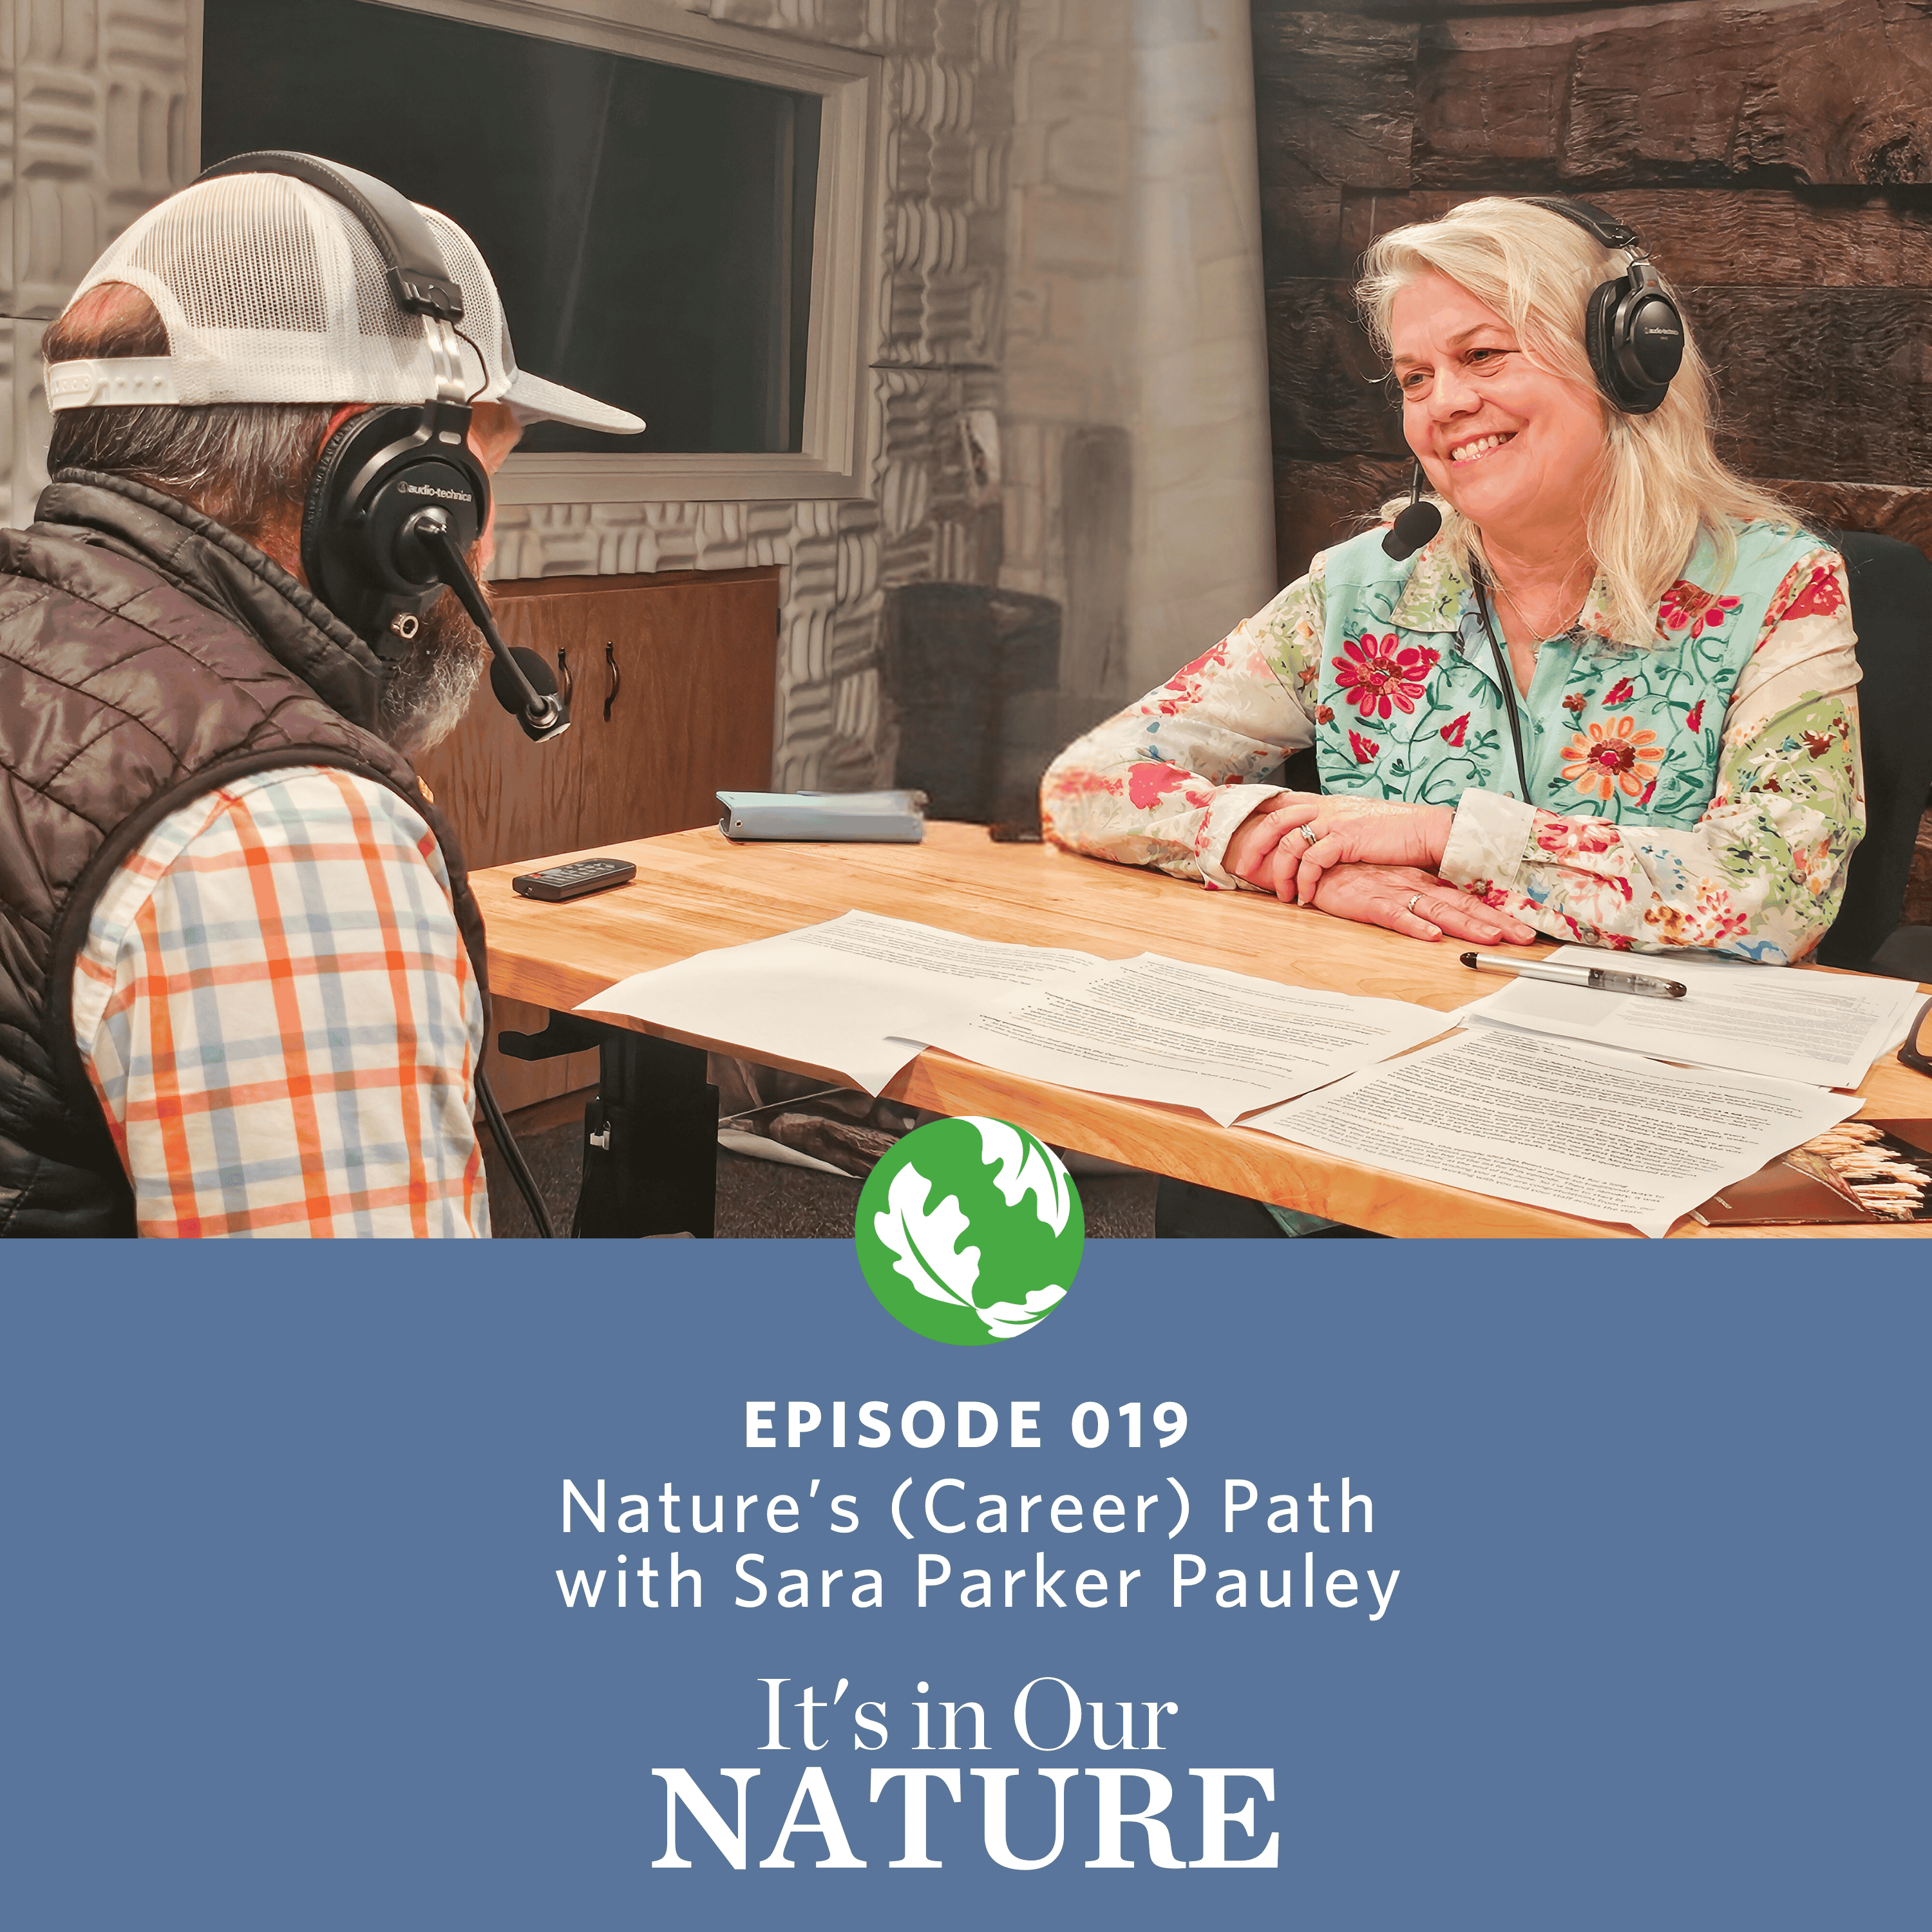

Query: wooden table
left=473, top=823, right=1932, bottom=1240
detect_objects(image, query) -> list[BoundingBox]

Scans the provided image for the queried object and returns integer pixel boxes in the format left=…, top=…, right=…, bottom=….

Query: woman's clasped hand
left=1222, top=793, right=1537, bottom=944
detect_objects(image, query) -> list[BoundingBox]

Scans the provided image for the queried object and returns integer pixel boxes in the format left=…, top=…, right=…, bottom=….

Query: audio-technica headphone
left=1517, top=196, right=1685, bottom=415
left=191, top=150, right=568, bottom=742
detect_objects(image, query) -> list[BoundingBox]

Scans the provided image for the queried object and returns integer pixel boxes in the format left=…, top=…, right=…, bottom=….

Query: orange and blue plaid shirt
left=72, top=766, right=490, bottom=1237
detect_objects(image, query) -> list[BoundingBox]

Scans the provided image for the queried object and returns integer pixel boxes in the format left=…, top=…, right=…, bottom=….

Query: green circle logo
left=855, top=1117, right=1084, bottom=1345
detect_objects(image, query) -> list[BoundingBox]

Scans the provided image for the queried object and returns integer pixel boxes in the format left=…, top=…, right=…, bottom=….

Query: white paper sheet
left=1459, top=945, right=1922, bottom=1090
left=574, top=911, right=1102, bottom=1094
left=913, top=952, right=1455, bottom=1125
left=1246, top=1027, right=1862, bottom=1238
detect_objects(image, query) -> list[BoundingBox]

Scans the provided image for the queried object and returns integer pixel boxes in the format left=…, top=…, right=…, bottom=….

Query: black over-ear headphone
left=1517, top=196, right=1685, bottom=415
left=191, top=150, right=567, bottom=742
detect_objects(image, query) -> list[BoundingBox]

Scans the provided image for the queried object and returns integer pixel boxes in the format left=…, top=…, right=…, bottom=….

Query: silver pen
left=1459, top=952, right=1688, bottom=999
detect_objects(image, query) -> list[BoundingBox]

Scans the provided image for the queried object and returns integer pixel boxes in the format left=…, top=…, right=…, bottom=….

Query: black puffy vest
left=0, top=470, right=489, bottom=1237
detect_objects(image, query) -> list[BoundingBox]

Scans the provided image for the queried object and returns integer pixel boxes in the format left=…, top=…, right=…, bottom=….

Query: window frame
left=188, top=0, right=883, bottom=503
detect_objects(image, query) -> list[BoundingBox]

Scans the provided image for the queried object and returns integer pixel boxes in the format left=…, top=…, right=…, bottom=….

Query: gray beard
left=375, top=580, right=491, bottom=757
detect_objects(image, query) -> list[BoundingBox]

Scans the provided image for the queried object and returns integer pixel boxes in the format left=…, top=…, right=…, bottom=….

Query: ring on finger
left=1295, top=823, right=1320, bottom=847
left=1406, top=893, right=1423, bottom=916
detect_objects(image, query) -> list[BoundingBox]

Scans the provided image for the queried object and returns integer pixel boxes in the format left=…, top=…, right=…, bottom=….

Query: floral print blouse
left=1041, top=520, right=1864, bottom=963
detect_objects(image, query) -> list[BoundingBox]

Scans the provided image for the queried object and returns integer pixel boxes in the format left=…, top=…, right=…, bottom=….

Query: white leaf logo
left=873, top=1162, right=981, bottom=1309
left=979, top=1285, right=1067, bottom=1340
left=969, top=1118, right=1071, bottom=1235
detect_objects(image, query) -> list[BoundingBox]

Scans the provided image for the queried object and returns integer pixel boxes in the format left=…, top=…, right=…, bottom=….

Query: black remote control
left=511, top=857, right=638, bottom=902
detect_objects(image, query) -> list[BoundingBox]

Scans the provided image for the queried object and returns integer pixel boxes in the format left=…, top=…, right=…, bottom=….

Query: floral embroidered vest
left=1311, top=520, right=1825, bottom=826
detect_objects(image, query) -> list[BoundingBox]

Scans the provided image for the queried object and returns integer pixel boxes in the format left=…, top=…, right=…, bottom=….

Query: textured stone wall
left=0, top=0, right=193, bottom=529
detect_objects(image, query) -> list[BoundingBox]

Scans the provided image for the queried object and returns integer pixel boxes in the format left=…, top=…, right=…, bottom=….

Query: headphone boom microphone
left=404, top=506, right=571, bottom=741
left=489, top=645, right=566, bottom=739
left=1383, top=464, right=1442, bottom=561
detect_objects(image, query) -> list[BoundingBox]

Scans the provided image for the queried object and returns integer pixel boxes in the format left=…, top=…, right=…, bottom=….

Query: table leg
left=499, top=1014, right=719, bottom=1238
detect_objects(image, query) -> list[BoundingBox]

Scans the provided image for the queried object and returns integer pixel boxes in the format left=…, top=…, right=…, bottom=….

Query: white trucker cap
left=44, top=170, right=644, bottom=435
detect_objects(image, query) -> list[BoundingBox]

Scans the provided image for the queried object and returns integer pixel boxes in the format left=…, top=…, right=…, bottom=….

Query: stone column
left=1123, top=0, right=1275, bottom=694
left=1003, top=0, right=1274, bottom=724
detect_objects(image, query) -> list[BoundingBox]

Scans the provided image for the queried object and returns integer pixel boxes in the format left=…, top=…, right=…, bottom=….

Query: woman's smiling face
left=1389, top=269, right=1605, bottom=549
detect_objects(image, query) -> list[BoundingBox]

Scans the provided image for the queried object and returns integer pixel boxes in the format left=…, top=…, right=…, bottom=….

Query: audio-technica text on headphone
left=1517, top=196, right=1685, bottom=415
left=190, top=150, right=567, bottom=741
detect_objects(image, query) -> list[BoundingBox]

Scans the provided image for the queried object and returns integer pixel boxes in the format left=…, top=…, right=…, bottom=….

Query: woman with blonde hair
left=1041, top=196, right=1862, bottom=964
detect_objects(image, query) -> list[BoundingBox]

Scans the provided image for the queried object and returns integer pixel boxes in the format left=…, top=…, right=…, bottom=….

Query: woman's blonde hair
left=1356, top=196, right=1793, bottom=644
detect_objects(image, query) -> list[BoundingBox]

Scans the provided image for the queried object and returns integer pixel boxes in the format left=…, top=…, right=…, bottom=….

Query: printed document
left=576, top=914, right=1452, bottom=1115
left=1247, top=1027, right=1862, bottom=1237
left=576, top=910, right=1100, bottom=1094
left=1460, top=945, right=1921, bottom=1089
left=913, top=952, right=1454, bottom=1126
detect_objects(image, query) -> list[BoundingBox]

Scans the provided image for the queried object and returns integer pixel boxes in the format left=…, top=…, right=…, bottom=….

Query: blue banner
left=3, top=1241, right=1924, bottom=1927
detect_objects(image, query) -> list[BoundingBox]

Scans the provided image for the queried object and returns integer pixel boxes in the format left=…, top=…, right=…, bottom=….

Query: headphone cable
left=1472, top=576, right=1533, bottom=804
left=476, top=1062, right=558, bottom=1239
left=453, top=323, right=489, bottom=404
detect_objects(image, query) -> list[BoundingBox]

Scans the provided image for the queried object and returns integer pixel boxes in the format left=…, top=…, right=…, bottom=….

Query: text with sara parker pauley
left=556, top=1473, right=1399, bottom=1619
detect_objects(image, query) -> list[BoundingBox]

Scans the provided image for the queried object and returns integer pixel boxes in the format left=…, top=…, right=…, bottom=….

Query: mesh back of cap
left=126, top=182, right=333, bottom=334
left=68, top=174, right=502, bottom=406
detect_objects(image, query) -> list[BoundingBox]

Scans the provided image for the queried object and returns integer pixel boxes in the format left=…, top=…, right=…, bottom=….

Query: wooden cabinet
left=415, top=564, right=780, bottom=1112
left=418, top=565, right=780, bottom=869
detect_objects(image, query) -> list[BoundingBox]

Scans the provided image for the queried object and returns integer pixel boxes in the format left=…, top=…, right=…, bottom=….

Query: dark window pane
left=200, top=0, right=820, bottom=453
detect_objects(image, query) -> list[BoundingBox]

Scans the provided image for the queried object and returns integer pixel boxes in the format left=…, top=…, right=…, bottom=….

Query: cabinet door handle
left=556, top=647, right=573, bottom=706
left=603, top=640, right=621, bottom=722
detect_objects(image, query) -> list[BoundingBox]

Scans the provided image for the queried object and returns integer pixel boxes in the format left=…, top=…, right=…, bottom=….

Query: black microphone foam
left=489, top=645, right=568, bottom=742
left=491, top=644, right=554, bottom=714
left=1381, top=499, right=1443, bottom=561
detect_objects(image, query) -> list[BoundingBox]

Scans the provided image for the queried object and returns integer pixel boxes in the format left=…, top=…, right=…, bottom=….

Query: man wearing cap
left=0, top=157, right=642, bottom=1237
